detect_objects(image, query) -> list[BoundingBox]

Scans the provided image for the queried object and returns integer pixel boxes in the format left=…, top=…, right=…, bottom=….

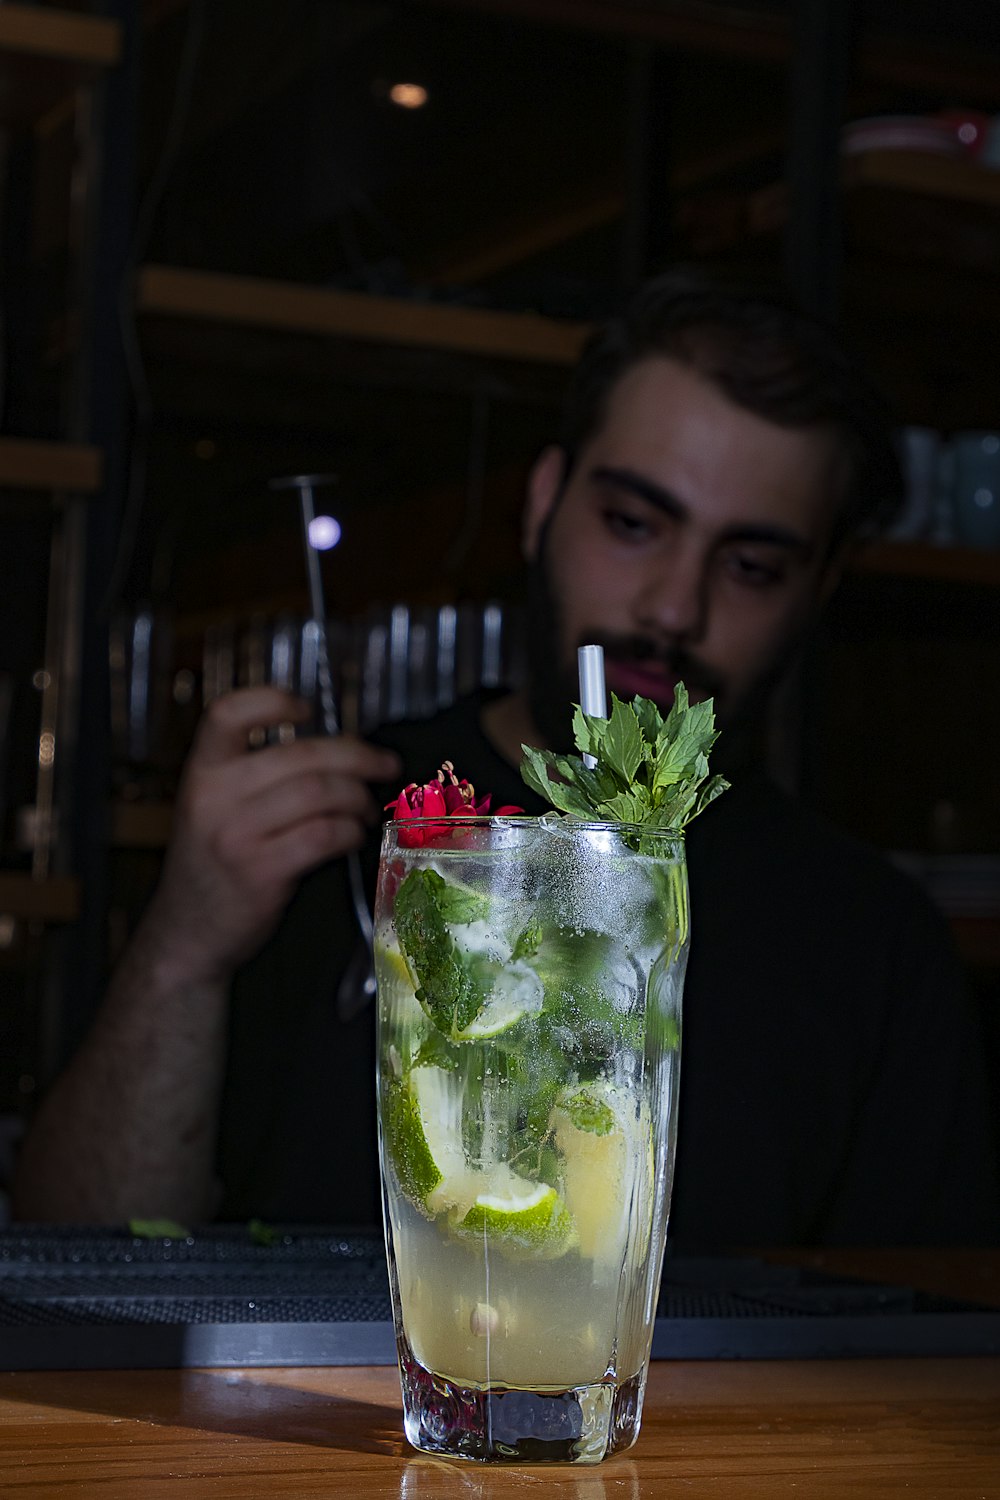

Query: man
left=14, top=270, right=998, bottom=1245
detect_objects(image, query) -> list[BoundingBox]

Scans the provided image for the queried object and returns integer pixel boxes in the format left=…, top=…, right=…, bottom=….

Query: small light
left=389, top=82, right=428, bottom=109
left=973, top=488, right=994, bottom=510
left=38, top=731, right=55, bottom=768
left=308, top=514, right=342, bottom=551
left=32, top=669, right=51, bottom=691
left=0, top=915, right=17, bottom=949
left=958, top=122, right=978, bottom=146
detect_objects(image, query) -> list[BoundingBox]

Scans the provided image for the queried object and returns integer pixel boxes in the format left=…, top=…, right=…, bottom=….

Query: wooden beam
left=421, top=122, right=792, bottom=286
left=136, top=265, right=589, bottom=366
left=0, top=875, right=80, bottom=924
left=0, top=437, right=103, bottom=493
left=857, top=31, right=1000, bottom=104
left=422, top=0, right=790, bottom=62
left=422, top=184, right=626, bottom=286
left=425, top=1, right=1000, bottom=103
left=845, top=150, right=1000, bottom=209
left=0, top=5, right=120, bottom=67
left=852, top=540, right=1000, bottom=590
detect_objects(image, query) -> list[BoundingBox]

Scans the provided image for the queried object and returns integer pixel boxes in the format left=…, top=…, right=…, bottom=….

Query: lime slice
left=454, top=960, right=544, bottom=1040
left=382, top=1065, right=468, bottom=1217
left=376, top=939, right=415, bottom=989
left=455, top=1176, right=576, bottom=1261
left=552, top=1082, right=645, bottom=1262
left=374, top=938, right=424, bottom=1029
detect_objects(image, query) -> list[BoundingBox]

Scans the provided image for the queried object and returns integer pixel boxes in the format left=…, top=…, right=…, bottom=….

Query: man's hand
left=11, top=686, right=400, bottom=1224
left=142, top=686, right=401, bottom=988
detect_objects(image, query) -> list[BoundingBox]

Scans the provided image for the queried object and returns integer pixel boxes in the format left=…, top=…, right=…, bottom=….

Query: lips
left=604, top=659, right=680, bottom=709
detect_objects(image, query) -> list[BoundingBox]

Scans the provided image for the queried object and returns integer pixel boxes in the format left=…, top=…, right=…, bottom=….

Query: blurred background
left=0, top=0, right=999, bottom=1176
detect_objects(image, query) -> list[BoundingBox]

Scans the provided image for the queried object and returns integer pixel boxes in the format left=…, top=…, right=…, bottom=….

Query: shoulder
left=687, top=771, right=951, bottom=962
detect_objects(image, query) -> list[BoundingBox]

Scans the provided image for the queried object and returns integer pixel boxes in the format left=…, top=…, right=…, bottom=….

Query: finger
left=193, top=687, right=312, bottom=764
left=235, top=764, right=381, bottom=844
left=260, top=813, right=371, bottom=884
left=194, top=733, right=401, bottom=808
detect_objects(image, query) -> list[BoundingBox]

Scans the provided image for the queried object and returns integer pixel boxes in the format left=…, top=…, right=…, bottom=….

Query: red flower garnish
left=386, top=761, right=523, bottom=846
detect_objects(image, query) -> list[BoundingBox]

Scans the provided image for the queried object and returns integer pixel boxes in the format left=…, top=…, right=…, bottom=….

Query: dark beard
left=523, top=537, right=803, bottom=774
left=524, top=544, right=727, bottom=753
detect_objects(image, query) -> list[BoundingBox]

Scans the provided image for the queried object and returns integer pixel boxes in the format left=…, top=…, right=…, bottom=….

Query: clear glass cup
left=375, top=815, right=688, bottom=1464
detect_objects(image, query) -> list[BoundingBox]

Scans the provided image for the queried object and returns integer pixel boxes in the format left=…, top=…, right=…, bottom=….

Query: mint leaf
left=520, top=683, right=727, bottom=834
left=631, top=694, right=662, bottom=743
left=129, top=1218, right=191, bottom=1239
left=394, top=870, right=484, bottom=1037
left=435, top=881, right=490, bottom=924
left=512, top=919, right=543, bottom=961
left=572, top=705, right=607, bottom=761
left=598, top=790, right=646, bottom=824
left=248, top=1218, right=279, bottom=1246
left=519, top=745, right=559, bottom=803
left=602, top=696, right=645, bottom=785
left=561, top=1088, right=615, bottom=1136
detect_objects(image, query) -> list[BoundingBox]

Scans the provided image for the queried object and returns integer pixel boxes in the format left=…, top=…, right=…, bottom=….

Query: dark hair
left=559, top=267, right=904, bottom=547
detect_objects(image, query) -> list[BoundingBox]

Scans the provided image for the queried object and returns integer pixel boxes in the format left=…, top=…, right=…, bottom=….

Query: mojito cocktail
left=375, top=814, right=688, bottom=1464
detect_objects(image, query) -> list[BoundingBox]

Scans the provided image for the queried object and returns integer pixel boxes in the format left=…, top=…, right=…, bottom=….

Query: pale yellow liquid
left=387, top=1154, right=662, bottom=1391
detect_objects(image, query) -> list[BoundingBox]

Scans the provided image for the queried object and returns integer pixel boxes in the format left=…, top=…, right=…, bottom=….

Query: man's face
left=524, top=355, right=844, bottom=745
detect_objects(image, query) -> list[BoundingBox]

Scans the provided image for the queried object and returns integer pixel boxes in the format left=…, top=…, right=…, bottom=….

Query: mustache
left=580, top=632, right=725, bottom=701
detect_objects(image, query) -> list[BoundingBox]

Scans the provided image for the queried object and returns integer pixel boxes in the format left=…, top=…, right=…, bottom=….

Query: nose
left=632, top=547, right=709, bottom=643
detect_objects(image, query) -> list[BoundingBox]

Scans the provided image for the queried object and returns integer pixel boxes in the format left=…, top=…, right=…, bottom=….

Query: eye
left=601, top=506, right=656, bottom=543
left=721, top=549, right=786, bottom=588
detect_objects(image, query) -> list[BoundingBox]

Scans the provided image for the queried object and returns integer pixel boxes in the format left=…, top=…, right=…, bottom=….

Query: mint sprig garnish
left=519, top=683, right=728, bottom=832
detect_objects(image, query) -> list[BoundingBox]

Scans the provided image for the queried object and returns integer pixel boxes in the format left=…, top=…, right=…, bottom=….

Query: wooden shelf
left=851, top=540, right=1000, bottom=588
left=951, top=918, right=1000, bottom=970
left=136, top=264, right=589, bottom=367
left=0, top=5, right=121, bottom=124
left=110, top=801, right=173, bottom=850
left=844, top=149, right=1000, bottom=209
left=0, top=5, right=120, bottom=67
left=686, top=150, right=1000, bottom=285
left=0, top=436, right=102, bottom=493
left=0, top=873, right=80, bottom=924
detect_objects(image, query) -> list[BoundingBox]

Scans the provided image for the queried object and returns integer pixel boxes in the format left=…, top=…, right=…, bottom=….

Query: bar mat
left=0, top=1228, right=997, bottom=1369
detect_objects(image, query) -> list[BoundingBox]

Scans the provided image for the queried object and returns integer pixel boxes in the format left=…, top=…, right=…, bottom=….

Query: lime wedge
left=376, top=939, right=415, bottom=989
left=454, top=960, right=544, bottom=1040
left=552, top=1082, right=645, bottom=1262
left=382, top=1065, right=467, bottom=1217
left=455, top=1176, right=576, bottom=1261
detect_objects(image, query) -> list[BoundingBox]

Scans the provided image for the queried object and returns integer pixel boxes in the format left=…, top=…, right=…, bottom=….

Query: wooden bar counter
left=2, top=1251, right=999, bottom=1498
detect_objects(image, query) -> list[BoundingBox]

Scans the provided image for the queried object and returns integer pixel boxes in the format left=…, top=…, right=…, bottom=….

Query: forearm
left=12, top=918, right=230, bottom=1225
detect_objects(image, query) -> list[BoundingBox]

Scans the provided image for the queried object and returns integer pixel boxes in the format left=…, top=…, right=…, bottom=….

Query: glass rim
left=384, top=814, right=685, bottom=842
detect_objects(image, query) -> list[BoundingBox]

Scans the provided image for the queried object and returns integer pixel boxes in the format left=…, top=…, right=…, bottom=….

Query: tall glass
left=375, top=816, right=688, bottom=1464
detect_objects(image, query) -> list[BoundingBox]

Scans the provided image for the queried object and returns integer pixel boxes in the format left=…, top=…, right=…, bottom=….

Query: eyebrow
left=589, top=464, right=813, bottom=554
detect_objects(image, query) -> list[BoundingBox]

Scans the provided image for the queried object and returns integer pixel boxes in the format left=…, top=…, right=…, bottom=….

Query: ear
left=523, top=445, right=568, bottom=560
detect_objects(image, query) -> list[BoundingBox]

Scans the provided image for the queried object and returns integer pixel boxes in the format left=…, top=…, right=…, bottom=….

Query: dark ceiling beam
left=421, top=0, right=789, bottom=61
left=419, top=121, right=789, bottom=285
left=142, top=0, right=190, bottom=27
left=422, top=0, right=1000, bottom=102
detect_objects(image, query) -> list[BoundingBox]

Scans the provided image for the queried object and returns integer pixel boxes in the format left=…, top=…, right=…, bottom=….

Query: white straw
left=577, top=644, right=607, bottom=769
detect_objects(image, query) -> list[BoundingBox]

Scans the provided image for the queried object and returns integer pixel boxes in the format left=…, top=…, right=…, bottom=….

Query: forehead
left=575, top=355, right=841, bottom=540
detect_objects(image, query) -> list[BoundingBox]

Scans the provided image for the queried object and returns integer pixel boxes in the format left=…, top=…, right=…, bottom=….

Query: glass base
left=397, top=1334, right=645, bottom=1464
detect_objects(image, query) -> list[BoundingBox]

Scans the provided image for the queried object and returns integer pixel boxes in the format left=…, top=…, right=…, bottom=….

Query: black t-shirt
left=220, top=693, right=999, bottom=1247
